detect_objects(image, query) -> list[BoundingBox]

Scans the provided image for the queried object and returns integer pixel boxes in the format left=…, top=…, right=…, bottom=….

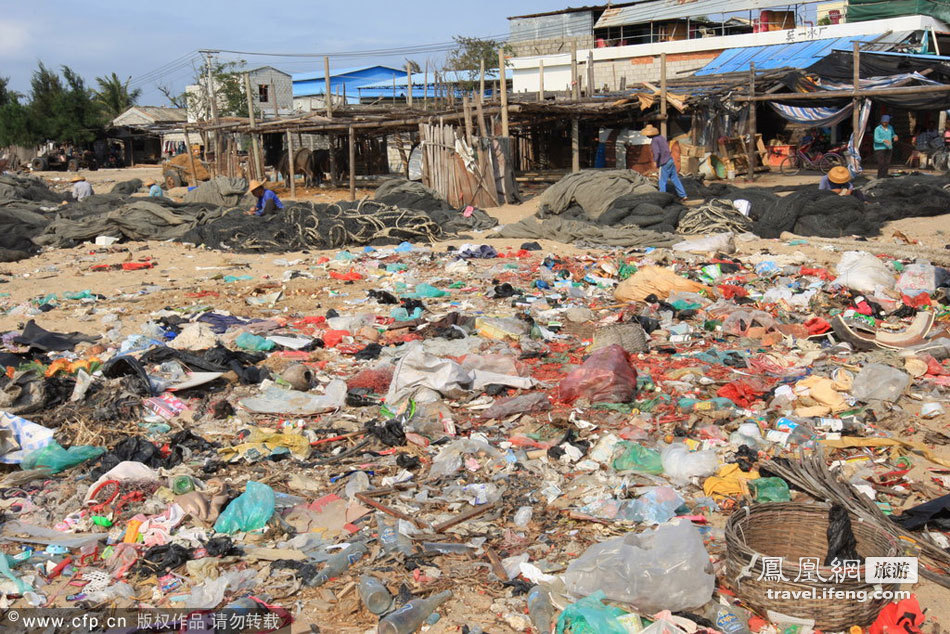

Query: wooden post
left=329, top=135, right=338, bottom=188
left=286, top=130, right=296, bottom=197
left=587, top=50, right=595, bottom=97
left=243, top=73, right=263, bottom=181
left=538, top=59, right=544, bottom=102
left=498, top=49, right=509, bottom=138
left=571, top=42, right=579, bottom=101
left=660, top=53, right=668, bottom=138
left=747, top=62, right=757, bottom=183
left=475, top=91, right=488, bottom=138
left=348, top=126, right=356, bottom=201
left=323, top=56, right=333, bottom=118
left=479, top=59, right=486, bottom=101
left=462, top=96, right=474, bottom=145
left=852, top=42, right=861, bottom=146
left=424, top=61, right=429, bottom=109
left=571, top=118, right=580, bottom=172
left=183, top=128, right=199, bottom=187
left=406, top=62, right=413, bottom=108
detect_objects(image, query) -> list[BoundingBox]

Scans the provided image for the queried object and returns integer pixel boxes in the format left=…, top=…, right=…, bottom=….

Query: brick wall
left=589, top=52, right=720, bottom=91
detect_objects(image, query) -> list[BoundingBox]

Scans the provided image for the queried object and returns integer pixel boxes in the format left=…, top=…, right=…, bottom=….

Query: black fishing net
left=598, top=191, right=687, bottom=233
left=374, top=178, right=498, bottom=233
left=110, top=179, right=143, bottom=195
left=181, top=199, right=444, bottom=252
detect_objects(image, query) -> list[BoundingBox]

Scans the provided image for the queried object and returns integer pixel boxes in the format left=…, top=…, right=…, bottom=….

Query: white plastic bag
left=661, top=443, right=719, bottom=484
left=895, top=261, right=937, bottom=295
left=672, top=232, right=735, bottom=254
left=563, top=521, right=714, bottom=613
left=851, top=364, right=910, bottom=403
left=835, top=251, right=895, bottom=294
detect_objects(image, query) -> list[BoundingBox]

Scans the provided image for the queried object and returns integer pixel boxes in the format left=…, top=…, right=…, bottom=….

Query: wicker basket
left=591, top=323, right=648, bottom=354
left=725, top=503, right=901, bottom=630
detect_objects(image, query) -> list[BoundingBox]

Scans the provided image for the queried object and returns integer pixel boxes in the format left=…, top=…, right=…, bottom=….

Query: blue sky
left=3, top=0, right=556, bottom=105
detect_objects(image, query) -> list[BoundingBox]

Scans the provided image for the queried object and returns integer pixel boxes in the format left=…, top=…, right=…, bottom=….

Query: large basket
left=725, top=503, right=901, bottom=630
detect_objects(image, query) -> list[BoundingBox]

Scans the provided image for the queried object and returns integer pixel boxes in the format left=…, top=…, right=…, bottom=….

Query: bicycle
left=779, top=144, right=845, bottom=176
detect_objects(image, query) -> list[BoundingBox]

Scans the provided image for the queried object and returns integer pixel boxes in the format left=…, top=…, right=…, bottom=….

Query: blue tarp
left=694, top=35, right=883, bottom=76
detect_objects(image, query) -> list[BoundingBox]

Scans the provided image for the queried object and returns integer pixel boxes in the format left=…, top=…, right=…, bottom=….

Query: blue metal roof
left=292, top=65, right=406, bottom=97
left=694, top=35, right=883, bottom=76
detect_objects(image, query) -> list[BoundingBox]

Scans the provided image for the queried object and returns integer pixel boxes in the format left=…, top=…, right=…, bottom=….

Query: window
left=258, top=85, right=269, bottom=103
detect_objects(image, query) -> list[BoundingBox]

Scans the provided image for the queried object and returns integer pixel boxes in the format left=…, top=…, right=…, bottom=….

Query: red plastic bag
left=330, top=269, right=363, bottom=281
left=557, top=344, right=638, bottom=404
left=869, top=596, right=924, bottom=634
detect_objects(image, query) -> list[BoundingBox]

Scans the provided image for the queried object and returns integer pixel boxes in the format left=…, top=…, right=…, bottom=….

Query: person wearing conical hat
left=70, top=174, right=93, bottom=201
left=819, top=165, right=865, bottom=201
left=247, top=179, right=283, bottom=216
left=643, top=124, right=687, bottom=201
left=144, top=179, right=163, bottom=198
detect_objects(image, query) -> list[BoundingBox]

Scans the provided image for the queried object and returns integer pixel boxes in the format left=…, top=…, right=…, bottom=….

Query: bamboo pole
left=587, top=50, right=595, bottom=97
left=406, top=62, right=413, bottom=108
left=243, top=73, right=263, bottom=181
left=479, top=60, right=485, bottom=101
left=538, top=59, right=544, bottom=102
left=286, top=130, right=296, bottom=197
left=498, top=49, right=509, bottom=138
left=348, top=126, right=356, bottom=201
left=746, top=62, right=756, bottom=183
left=424, top=61, right=429, bottom=109
left=571, top=118, right=580, bottom=172
left=571, top=43, right=579, bottom=101
left=736, top=83, right=950, bottom=102
left=462, top=96, right=474, bottom=145
left=660, top=53, right=668, bottom=138
left=475, top=91, right=488, bottom=138
left=324, top=56, right=333, bottom=118
left=852, top=42, right=861, bottom=144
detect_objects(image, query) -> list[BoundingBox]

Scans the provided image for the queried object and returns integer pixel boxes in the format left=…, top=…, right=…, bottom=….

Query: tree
left=406, top=59, right=422, bottom=74
left=0, top=77, right=31, bottom=146
left=445, top=36, right=511, bottom=87
left=94, top=72, right=141, bottom=119
left=25, top=63, right=101, bottom=145
left=158, top=84, right=188, bottom=109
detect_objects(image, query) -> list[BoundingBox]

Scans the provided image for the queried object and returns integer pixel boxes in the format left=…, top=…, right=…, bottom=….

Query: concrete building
left=186, top=66, right=292, bottom=122
left=109, top=106, right=188, bottom=163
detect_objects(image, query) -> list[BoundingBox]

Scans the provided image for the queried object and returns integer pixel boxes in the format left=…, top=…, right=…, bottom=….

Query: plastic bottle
left=376, top=513, right=413, bottom=556
left=705, top=602, right=751, bottom=634
left=377, top=590, right=452, bottom=634
left=359, top=575, right=393, bottom=615
left=310, top=542, right=368, bottom=586
left=527, top=585, right=555, bottom=633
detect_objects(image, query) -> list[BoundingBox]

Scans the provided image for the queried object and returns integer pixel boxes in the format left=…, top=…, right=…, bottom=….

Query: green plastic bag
left=214, top=481, right=275, bottom=534
left=556, top=591, right=628, bottom=634
left=749, top=477, right=791, bottom=502
left=20, top=442, right=104, bottom=474
left=235, top=332, right=275, bottom=352
left=611, top=442, right=663, bottom=474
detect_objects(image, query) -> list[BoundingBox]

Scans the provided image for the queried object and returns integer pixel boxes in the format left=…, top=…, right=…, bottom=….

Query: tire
left=31, top=157, right=48, bottom=171
left=779, top=156, right=801, bottom=176
left=165, top=171, right=183, bottom=189
left=819, top=153, right=845, bottom=173
left=67, top=159, right=79, bottom=172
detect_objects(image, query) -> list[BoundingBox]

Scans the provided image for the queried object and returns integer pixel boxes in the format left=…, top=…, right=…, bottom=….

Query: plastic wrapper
left=611, top=442, right=663, bottom=473
left=660, top=443, right=718, bottom=484
left=555, top=590, right=629, bottom=634
left=239, top=380, right=347, bottom=415
left=618, top=486, right=684, bottom=524
left=748, top=477, right=791, bottom=502
left=213, top=481, right=275, bottom=534
left=20, top=441, right=104, bottom=474
left=558, top=345, right=638, bottom=404
left=563, top=521, right=714, bottom=613
left=895, top=261, right=937, bottom=295
left=851, top=364, right=910, bottom=403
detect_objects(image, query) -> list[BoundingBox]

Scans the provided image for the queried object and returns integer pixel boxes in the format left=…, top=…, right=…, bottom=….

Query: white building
left=186, top=65, right=293, bottom=122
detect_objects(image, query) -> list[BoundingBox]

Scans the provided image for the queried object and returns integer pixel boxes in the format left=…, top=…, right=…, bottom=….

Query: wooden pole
left=243, top=73, right=263, bottom=181
left=475, top=91, right=488, bottom=138
left=736, top=83, right=950, bottom=102
left=286, top=130, right=296, bottom=197
left=348, top=126, right=356, bottom=201
left=479, top=60, right=486, bottom=101
left=538, top=59, right=544, bottom=102
left=852, top=42, right=861, bottom=147
left=571, top=42, right=579, bottom=101
left=660, top=53, right=668, bottom=138
left=587, top=50, right=595, bottom=97
left=324, top=56, right=333, bottom=118
left=462, top=95, right=474, bottom=145
left=746, top=62, right=756, bottom=183
left=498, top=49, right=509, bottom=138
left=406, top=62, right=413, bottom=108
left=183, top=128, right=199, bottom=187
left=571, top=118, right=580, bottom=172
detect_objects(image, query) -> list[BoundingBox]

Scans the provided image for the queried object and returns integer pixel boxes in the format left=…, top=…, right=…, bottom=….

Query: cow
left=277, top=148, right=319, bottom=188
left=310, top=148, right=348, bottom=186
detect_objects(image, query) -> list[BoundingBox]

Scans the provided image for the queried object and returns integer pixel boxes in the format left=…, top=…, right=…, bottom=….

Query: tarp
left=847, top=0, right=950, bottom=23
left=695, top=36, right=882, bottom=76
left=769, top=102, right=854, bottom=127
left=808, top=50, right=950, bottom=83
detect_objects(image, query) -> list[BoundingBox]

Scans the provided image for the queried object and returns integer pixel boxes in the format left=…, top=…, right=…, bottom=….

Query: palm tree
left=93, top=72, right=141, bottom=119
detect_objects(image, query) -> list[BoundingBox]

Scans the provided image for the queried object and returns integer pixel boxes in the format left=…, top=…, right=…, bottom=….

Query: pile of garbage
left=0, top=232, right=947, bottom=632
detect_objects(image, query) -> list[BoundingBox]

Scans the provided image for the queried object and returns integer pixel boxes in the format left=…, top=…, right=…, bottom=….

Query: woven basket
left=591, top=323, right=648, bottom=354
left=725, top=503, right=901, bottom=630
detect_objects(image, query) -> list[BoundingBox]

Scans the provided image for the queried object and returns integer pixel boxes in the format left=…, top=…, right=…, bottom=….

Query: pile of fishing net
left=598, top=191, right=687, bottom=233
left=538, top=169, right=655, bottom=219
left=0, top=173, right=65, bottom=204
left=181, top=199, right=444, bottom=253
left=677, top=199, right=753, bottom=235
left=374, top=179, right=498, bottom=233
left=183, top=177, right=252, bottom=207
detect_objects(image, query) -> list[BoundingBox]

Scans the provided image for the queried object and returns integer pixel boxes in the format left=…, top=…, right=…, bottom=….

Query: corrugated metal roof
left=292, top=65, right=403, bottom=82
left=358, top=69, right=502, bottom=89
left=693, top=34, right=882, bottom=75
left=596, top=0, right=814, bottom=27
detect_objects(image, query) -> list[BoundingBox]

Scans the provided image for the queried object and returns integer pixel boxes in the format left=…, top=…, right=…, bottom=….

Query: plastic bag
left=555, top=591, right=629, bottom=634
left=175, top=568, right=257, bottom=609
left=563, top=521, right=714, bottom=614
left=672, top=233, right=735, bottom=254
left=611, top=442, right=663, bottom=473
left=851, top=364, right=910, bottom=403
left=558, top=345, right=638, bottom=404
left=239, top=380, right=347, bottom=415
left=834, top=251, right=895, bottom=294
left=20, top=441, right=104, bottom=474
left=825, top=503, right=859, bottom=565
left=213, top=481, right=275, bottom=534
left=661, top=443, right=719, bottom=484
left=234, top=332, right=275, bottom=351
left=748, top=477, right=791, bottom=502
left=896, top=261, right=937, bottom=295
left=618, top=486, right=684, bottom=524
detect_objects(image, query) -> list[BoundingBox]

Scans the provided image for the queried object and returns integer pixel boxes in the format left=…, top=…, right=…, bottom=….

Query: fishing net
left=677, top=199, right=753, bottom=235
left=598, top=191, right=687, bottom=233
left=110, top=179, right=143, bottom=195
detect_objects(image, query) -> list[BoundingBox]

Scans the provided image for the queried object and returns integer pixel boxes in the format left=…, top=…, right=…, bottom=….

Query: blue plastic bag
left=20, top=442, right=104, bottom=474
left=213, top=481, right=275, bottom=534
left=555, top=591, right=628, bottom=634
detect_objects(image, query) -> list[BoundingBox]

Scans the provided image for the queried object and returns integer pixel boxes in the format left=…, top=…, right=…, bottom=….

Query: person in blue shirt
left=144, top=179, right=163, bottom=197
left=247, top=179, right=283, bottom=216
left=819, top=165, right=865, bottom=201
left=643, top=124, right=687, bottom=201
left=872, top=115, right=898, bottom=179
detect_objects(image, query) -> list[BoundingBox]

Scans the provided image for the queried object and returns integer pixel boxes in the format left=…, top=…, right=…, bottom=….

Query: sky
left=2, top=0, right=557, bottom=106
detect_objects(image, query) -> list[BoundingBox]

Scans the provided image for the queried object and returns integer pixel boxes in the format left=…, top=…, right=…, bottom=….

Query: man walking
left=873, top=115, right=898, bottom=179
left=643, top=124, right=687, bottom=201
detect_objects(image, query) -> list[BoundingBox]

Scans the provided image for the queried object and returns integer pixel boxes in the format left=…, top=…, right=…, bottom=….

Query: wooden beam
left=348, top=126, right=356, bottom=201
left=324, top=56, right=333, bottom=119
left=571, top=118, right=580, bottom=173
left=538, top=59, right=545, bottom=102
left=424, top=61, right=429, bottom=109
left=746, top=63, right=756, bottom=183
left=475, top=91, right=488, bottom=138
left=406, top=62, right=413, bottom=108
left=462, top=95, right=474, bottom=145
left=286, top=130, right=296, bottom=197
left=499, top=49, right=509, bottom=138
left=660, top=53, right=668, bottom=138
left=852, top=42, right=861, bottom=143
left=587, top=50, right=595, bottom=97
left=735, top=83, right=950, bottom=102
left=479, top=60, right=486, bottom=101
left=243, top=73, right=263, bottom=181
